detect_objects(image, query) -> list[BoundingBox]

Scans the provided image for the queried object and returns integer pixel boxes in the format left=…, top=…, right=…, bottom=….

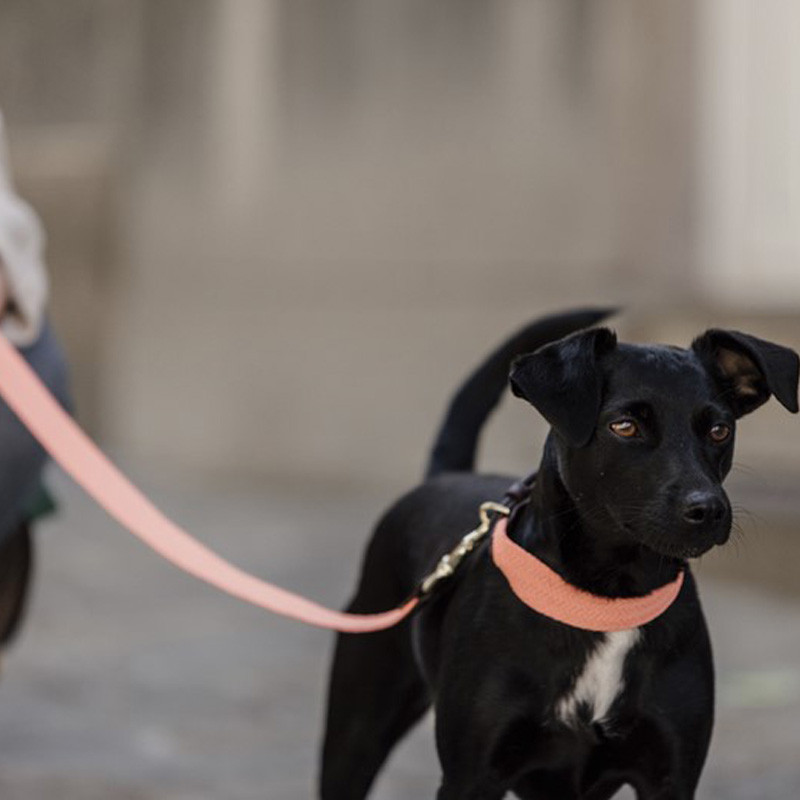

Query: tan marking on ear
left=717, top=347, right=761, bottom=397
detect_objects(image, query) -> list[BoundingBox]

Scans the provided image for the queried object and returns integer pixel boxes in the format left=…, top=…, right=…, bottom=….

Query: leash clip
left=418, top=501, right=510, bottom=598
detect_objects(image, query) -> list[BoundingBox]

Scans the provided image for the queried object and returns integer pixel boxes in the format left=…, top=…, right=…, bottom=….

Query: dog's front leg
left=433, top=723, right=508, bottom=799
left=433, top=700, right=571, bottom=800
left=435, top=782, right=506, bottom=800
left=432, top=708, right=518, bottom=800
left=633, top=783, right=693, bottom=800
left=601, top=713, right=704, bottom=800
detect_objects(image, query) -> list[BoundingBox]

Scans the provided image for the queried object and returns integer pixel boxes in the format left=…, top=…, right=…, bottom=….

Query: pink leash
left=0, top=332, right=683, bottom=634
left=0, top=333, right=417, bottom=633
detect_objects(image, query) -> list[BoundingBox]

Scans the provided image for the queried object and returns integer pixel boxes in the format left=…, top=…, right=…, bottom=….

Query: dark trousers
left=0, top=321, right=70, bottom=645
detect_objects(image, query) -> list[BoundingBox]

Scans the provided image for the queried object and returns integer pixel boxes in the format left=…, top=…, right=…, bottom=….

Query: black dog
left=320, top=309, right=799, bottom=800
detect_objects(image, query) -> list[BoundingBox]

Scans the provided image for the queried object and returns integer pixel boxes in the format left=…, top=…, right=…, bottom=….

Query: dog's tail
left=425, top=308, right=615, bottom=479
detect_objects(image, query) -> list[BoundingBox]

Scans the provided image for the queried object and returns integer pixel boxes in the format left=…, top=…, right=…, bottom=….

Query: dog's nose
left=682, top=491, right=726, bottom=526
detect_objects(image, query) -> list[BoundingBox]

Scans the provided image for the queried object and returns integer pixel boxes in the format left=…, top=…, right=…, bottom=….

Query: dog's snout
left=681, top=491, right=726, bottom=527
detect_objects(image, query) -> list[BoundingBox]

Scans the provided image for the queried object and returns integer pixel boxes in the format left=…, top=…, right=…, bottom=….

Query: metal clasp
left=418, top=501, right=510, bottom=597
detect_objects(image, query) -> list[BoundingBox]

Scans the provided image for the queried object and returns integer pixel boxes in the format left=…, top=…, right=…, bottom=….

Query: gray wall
left=1, top=0, right=796, bottom=487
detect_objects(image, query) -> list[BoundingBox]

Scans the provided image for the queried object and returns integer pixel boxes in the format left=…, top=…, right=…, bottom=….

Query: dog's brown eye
left=609, top=419, right=639, bottom=438
left=709, top=423, right=731, bottom=443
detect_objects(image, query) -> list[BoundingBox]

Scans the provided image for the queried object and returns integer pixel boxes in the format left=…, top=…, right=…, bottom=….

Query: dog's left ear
left=509, top=327, right=617, bottom=447
left=692, top=329, right=799, bottom=417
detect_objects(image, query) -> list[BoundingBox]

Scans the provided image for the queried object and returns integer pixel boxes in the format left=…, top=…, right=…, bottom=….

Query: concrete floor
left=0, top=463, right=798, bottom=799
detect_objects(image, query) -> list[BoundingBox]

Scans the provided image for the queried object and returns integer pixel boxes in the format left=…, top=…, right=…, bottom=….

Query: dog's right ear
left=509, top=328, right=617, bottom=447
left=691, top=329, right=799, bottom=417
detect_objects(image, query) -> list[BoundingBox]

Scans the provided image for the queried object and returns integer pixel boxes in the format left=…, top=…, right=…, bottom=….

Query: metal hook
left=418, top=501, right=510, bottom=597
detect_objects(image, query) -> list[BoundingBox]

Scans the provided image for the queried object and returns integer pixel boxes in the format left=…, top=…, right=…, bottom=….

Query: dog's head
left=509, top=327, right=799, bottom=559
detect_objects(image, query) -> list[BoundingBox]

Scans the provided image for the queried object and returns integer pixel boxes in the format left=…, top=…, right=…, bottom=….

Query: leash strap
left=0, top=332, right=418, bottom=633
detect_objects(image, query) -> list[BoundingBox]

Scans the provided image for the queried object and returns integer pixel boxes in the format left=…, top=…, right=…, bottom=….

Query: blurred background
left=0, top=1, right=799, bottom=798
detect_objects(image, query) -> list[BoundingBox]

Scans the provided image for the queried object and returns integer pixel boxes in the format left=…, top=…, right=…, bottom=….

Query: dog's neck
left=512, top=436, right=684, bottom=598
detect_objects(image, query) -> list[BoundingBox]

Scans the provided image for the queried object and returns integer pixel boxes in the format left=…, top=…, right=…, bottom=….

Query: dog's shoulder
left=361, top=473, right=517, bottom=593
left=377, top=472, right=515, bottom=540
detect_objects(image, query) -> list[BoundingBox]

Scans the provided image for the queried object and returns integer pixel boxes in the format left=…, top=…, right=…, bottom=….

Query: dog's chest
left=555, top=629, right=641, bottom=729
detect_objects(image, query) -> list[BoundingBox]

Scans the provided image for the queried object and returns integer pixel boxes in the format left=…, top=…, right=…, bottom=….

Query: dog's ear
left=509, top=328, right=617, bottom=446
left=692, top=329, right=799, bottom=417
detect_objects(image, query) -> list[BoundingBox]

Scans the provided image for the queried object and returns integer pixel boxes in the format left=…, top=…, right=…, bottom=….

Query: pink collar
left=491, top=517, right=685, bottom=632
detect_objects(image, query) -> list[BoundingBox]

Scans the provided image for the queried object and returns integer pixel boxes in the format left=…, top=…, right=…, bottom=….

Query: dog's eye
left=609, top=419, right=639, bottom=438
left=708, top=423, right=732, bottom=444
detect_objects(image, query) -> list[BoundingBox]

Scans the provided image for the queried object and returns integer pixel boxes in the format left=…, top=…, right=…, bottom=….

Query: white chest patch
left=555, top=629, right=641, bottom=728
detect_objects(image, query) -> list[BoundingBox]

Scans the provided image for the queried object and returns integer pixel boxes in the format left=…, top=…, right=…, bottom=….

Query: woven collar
left=491, top=517, right=684, bottom=632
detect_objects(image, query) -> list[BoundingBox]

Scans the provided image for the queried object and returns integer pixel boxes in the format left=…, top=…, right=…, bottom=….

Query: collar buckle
left=417, top=501, right=510, bottom=598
